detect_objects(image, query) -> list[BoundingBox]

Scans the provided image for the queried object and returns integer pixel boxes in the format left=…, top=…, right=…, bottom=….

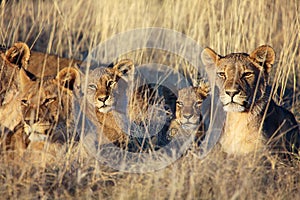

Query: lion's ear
left=250, top=45, right=275, bottom=74
left=201, top=47, right=220, bottom=69
left=5, top=42, right=30, bottom=69
left=193, top=78, right=210, bottom=99
left=56, top=67, right=81, bottom=91
left=113, top=59, right=134, bottom=75
left=112, top=59, right=134, bottom=81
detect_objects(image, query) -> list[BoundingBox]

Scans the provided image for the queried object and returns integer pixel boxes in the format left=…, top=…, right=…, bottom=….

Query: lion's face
left=214, top=55, right=265, bottom=112
left=18, top=67, right=80, bottom=142
left=167, top=81, right=209, bottom=140
left=21, top=82, right=58, bottom=138
left=85, top=59, right=134, bottom=113
left=175, top=85, right=209, bottom=129
left=87, top=68, right=118, bottom=113
left=202, top=45, right=275, bottom=113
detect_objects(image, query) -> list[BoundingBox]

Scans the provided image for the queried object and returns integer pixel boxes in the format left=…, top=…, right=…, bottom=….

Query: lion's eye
left=88, top=84, right=97, bottom=90
left=21, top=99, right=29, bottom=106
left=44, top=97, right=56, bottom=105
left=242, top=71, right=254, bottom=78
left=107, top=80, right=116, bottom=88
left=217, top=72, right=226, bottom=79
left=176, top=101, right=183, bottom=107
left=195, top=100, right=203, bottom=107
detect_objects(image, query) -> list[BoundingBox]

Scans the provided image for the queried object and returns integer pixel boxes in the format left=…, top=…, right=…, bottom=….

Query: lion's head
left=18, top=66, right=80, bottom=143
left=84, top=59, right=134, bottom=114
left=201, top=45, right=275, bottom=113
left=168, top=80, right=210, bottom=141
left=175, top=80, right=210, bottom=128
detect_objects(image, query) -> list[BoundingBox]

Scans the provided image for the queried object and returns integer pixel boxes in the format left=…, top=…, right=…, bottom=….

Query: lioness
left=167, top=79, right=210, bottom=145
left=3, top=66, right=80, bottom=151
left=201, top=45, right=299, bottom=156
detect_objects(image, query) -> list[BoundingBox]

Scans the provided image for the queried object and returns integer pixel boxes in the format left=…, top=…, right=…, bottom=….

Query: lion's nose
left=225, top=90, right=239, bottom=98
left=183, top=113, right=193, bottom=119
left=98, top=96, right=109, bottom=102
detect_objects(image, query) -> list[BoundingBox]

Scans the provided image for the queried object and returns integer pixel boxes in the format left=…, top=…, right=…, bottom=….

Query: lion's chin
left=98, top=106, right=113, bottom=113
left=223, top=103, right=245, bottom=112
left=181, top=123, right=199, bottom=131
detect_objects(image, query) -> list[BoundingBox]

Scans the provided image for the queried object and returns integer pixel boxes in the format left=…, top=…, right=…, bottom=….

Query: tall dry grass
left=0, top=0, right=299, bottom=199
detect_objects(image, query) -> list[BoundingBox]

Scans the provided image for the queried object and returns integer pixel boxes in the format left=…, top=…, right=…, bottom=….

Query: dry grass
left=0, top=0, right=299, bottom=199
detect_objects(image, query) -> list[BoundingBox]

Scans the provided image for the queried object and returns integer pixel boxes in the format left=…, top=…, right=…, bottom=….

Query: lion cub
left=83, top=59, right=144, bottom=146
left=201, top=45, right=299, bottom=156
left=83, top=59, right=171, bottom=151
left=167, top=79, right=210, bottom=146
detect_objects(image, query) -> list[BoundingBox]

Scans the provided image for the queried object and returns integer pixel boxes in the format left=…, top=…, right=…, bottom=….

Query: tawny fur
left=27, top=51, right=81, bottom=77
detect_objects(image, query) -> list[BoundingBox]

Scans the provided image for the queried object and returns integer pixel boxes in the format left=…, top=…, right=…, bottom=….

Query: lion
left=83, top=59, right=147, bottom=146
left=1, top=65, right=80, bottom=152
left=82, top=59, right=133, bottom=144
left=167, top=79, right=210, bottom=146
left=82, top=59, right=172, bottom=151
left=201, top=45, right=300, bottom=156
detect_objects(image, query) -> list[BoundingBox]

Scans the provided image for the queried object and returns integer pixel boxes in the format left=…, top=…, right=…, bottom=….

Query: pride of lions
left=0, top=42, right=299, bottom=161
